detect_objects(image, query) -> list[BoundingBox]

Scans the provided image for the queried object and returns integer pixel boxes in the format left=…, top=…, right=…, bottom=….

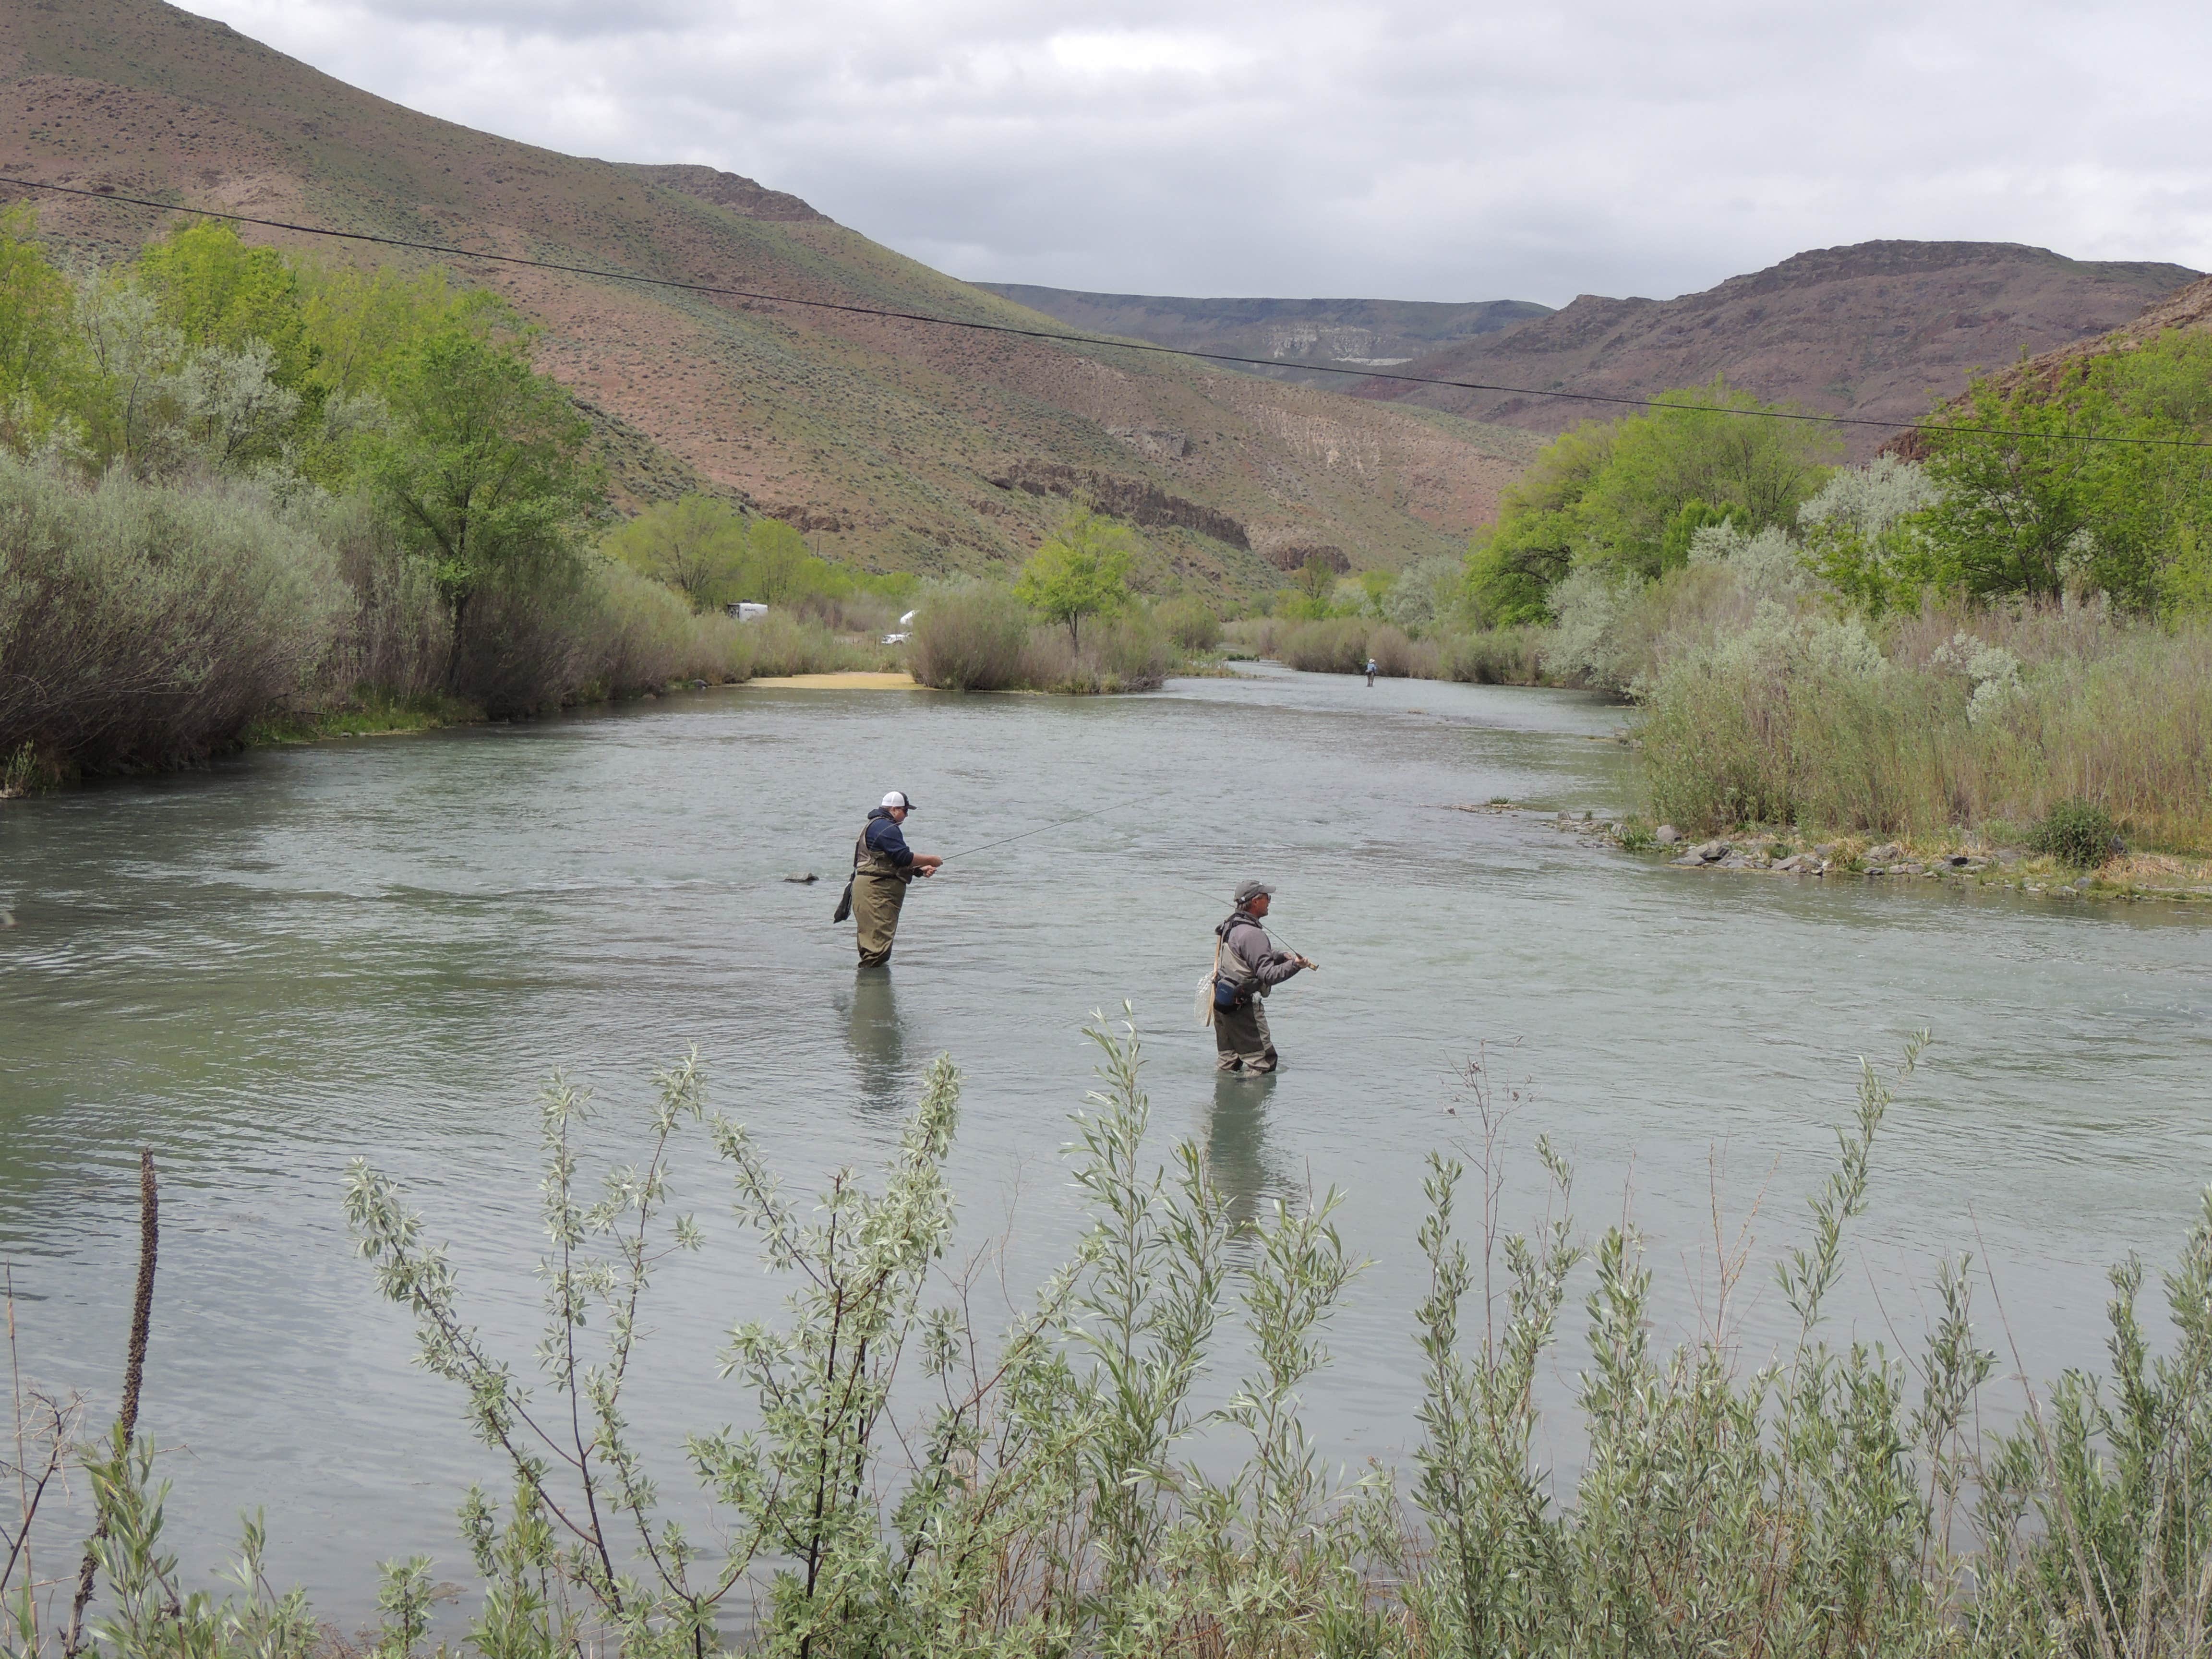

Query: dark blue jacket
left=864, top=806, right=914, bottom=868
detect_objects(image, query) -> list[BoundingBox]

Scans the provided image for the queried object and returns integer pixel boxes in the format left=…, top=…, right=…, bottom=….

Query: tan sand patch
left=744, top=672, right=924, bottom=690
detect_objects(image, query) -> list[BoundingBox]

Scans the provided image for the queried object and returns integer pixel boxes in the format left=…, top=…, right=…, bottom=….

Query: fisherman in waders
left=1365, top=657, right=1378, bottom=686
left=1212, top=880, right=1313, bottom=1073
left=847, top=791, right=940, bottom=967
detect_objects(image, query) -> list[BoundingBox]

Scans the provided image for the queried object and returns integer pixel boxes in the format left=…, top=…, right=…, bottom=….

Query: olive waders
left=1212, top=946, right=1277, bottom=1073
left=850, top=835, right=914, bottom=967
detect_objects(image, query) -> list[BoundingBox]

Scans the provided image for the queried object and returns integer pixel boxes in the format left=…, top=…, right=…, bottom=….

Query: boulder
left=1695, top=839, right=1731, bottom=862
left=1867, top=842, right=1902, bottom=863
left=1655, top=825, right=1682, bottom=846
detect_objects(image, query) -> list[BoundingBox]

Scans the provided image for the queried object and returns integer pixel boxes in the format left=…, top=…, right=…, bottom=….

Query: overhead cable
left=12, top=176, right=2208, bottom=450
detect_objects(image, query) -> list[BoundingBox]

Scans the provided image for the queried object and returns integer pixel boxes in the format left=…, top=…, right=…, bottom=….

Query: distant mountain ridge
left=1347, top=241, right=2202, bottom=456
left=970, top=285, right=1552, bottom=388
left=0, top=0, right=1540, bottom=584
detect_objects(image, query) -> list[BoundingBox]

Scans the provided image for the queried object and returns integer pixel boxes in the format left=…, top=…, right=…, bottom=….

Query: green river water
left=2, top=664, right=2208, bottom=1615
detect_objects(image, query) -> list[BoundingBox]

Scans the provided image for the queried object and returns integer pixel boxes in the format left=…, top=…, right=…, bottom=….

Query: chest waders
left=1211, top=924, right=1278, bottom=1074
left=849, top=832, right=914, bottom=967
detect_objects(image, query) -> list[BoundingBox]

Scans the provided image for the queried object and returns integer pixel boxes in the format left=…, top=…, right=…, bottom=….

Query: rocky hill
left=1880, top=270, right=2212, bottom=458
left=0, top=0, right=1539, bottom=585
left=972, top=286, right=1551, bottom=389
left=1350, top=242, right=2201, bottom=457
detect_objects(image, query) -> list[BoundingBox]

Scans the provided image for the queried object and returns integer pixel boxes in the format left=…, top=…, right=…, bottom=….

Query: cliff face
left=0, top=0, right=1539, bottom=582
left=972, top=285, right=1552, bottom=388
left=1351, top=242, right=2202, bottom=457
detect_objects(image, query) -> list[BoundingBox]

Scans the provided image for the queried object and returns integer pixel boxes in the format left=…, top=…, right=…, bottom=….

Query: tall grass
left=27, top=1022, right=2212, bottom=1658
left=911, top=583, right=1172, bottom=692
left=1640, top=596, right=2212, bottom=845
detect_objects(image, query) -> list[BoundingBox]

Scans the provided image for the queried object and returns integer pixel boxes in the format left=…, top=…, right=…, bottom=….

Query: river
left=2, top=664, right=2208, bottom=1618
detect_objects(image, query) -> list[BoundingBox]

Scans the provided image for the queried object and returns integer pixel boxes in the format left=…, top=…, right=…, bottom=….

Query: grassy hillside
left=0, top=0, right=1540, bottom=589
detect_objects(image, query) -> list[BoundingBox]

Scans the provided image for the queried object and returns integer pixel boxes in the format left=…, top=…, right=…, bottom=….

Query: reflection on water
left=1207, top=1071, right=1289, bottom=1235
left=843, top=969, right=908, bottom=1111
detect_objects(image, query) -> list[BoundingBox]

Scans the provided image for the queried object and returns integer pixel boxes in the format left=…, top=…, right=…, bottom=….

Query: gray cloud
left=194, top=0, right=2212, bottom=305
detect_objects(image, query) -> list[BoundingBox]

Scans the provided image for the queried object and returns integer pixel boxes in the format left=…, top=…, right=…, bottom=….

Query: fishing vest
left=854, top=825, right=911, bottom=881
left=1214, top=916, right=1265, bottom=1005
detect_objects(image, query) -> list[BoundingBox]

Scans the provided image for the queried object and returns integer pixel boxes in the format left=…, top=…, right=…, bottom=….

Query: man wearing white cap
left=845, top=790, right=940, bottom=967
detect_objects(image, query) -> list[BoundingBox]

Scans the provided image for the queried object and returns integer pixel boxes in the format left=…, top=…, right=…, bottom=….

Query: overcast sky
left=189, top=0, right=2212, bottom=307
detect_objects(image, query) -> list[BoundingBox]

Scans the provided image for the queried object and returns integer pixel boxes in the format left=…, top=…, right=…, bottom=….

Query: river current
left=3, top=665, right=2208, bottom=1616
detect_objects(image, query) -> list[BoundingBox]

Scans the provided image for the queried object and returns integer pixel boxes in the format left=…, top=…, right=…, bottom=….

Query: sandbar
left=744, top=671, right=924, bottom=690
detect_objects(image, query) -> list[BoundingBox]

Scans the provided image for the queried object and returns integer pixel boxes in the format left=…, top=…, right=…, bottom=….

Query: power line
left=12, top=174, right=2211, bottom=451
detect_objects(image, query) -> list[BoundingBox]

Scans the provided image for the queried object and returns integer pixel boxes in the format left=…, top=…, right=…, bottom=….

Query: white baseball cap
left=881, top=790, right=915, bottom=811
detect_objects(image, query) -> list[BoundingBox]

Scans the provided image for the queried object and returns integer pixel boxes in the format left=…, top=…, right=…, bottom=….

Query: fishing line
left=14, top=176, right=2212, bottom=451
left=929, top=787, right=1172, bottom=866
left=894, top=788, right=1320, bottom=962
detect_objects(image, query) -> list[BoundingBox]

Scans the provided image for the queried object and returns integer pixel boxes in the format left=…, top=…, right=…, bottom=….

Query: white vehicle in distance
left=728, top=601, right=768, bottom=621
left=884, top=608, right=918, bottom=646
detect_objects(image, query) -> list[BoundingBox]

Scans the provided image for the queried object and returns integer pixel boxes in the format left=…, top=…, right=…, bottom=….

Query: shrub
left=0, top=455, right=345, bottom=772
left=909, top=581, right=1029, bottom=690
left=2031, top=797, right=2119, bottom=867
left=1439, top=626, right=1549, bottom=685
left=1366, top=624, right=1437, bottom=678
left=729, top=608, right=857, bottom=680
left=1279, top=617, right=1371, bottom=673
left=1155, top=594, right=1222, bottom=653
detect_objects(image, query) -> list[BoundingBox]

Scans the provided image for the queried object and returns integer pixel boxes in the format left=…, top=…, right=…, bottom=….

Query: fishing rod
left=930, top=788, right=1170, bottom=866
left=879, top=792, right=1323, bottom=966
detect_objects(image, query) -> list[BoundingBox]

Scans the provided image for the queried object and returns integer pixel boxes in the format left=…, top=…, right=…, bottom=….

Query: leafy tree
left=1467, top=383, right=1835, bottom=622
left=1464, top=422, right=1613, bottom=625
left=604, top=495, right=750, bottom=611
left=299, top=263, right=510, bottom=403
left=369, top=328, right=598, bottom=675
left=1015, top=505, right=1134, bottom=646
left=0, top=206, right=78, bottom=453
left=1911, top=339, right=2212, bottom=613
left=135, top=222, right=313, bottom=388
left=1797, top=456, right=1945, bottom=615
left=1575, top=382, right=1837, bottom=577
left=1657, top=499, right=1740, bottom=571
left=743, top=517, right=815, bottom=606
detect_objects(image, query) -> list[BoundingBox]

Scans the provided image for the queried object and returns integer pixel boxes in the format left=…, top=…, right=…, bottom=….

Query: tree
left=0, top=206, right=77, bottom=453
left=1575, top=382, right=1837, bottom=578
left=370, top=328, right=598, bottom=675
left=135, top=221, right=313, bottom=388
left=1014, top=505, right=1134, bottom=646
left=604, top=495, right=749, bottom=612
left=743, top=517, right=815, bottom=606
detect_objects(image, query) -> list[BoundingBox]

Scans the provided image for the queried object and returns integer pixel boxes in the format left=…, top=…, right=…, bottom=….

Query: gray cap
left=1233, top=878, right=1274, bottom=906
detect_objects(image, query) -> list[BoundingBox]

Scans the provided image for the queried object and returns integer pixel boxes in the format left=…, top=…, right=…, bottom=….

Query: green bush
left=2031, top=797, right=2120, bottom=867
left=1155, top=594, right=1222, bottom=652
left=1279, top=617, right=1372, bottom=673
left=909, top=581, right=1030, bottom=689
left=0, top=455, right=345, bottom=772
left=1439, top=626, right=1549, bottom=685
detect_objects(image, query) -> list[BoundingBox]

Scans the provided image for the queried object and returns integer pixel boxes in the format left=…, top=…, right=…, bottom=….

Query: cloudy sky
left=190, top=0, right=2212, bottom=307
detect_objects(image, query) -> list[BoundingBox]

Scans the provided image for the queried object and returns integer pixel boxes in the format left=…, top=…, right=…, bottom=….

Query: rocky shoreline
left=1447, top=803, right=2212, bottom=902
left=1636, top=823, right=2212, bottom=902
